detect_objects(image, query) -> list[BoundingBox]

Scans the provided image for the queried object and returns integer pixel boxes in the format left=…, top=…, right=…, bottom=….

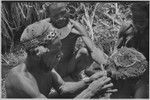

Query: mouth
left=46, top=51, right=62, bottom=70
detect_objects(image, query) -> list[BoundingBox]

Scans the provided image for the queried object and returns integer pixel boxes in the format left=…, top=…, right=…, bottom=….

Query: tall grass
left=1, top=2, right=132, bottom=68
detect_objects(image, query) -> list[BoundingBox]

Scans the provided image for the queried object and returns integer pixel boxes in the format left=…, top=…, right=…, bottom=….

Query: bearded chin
left=39, top=56, right=52, bottom=72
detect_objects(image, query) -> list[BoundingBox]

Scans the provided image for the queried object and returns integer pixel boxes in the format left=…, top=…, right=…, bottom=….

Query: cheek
left=43, top=53, right=59, bottom=67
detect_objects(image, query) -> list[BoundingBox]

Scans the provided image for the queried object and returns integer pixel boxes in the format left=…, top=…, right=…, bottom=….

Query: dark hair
left=129, top=2, right=149, bottom=60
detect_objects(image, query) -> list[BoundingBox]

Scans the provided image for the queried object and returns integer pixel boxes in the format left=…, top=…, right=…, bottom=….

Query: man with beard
left=42, top=3, right=107, bottom=82
left=4, top=11, right=116, bottom=98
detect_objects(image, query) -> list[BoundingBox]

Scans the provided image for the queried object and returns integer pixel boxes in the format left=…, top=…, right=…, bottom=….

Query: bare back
left=5, top=63, right=53, bottom=98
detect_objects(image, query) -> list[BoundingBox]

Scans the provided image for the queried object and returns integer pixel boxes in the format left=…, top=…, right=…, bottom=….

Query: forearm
left=59, top=80, right=88, bottom=96
left=81, top=36, right=108, bottom=66
left=81, top=36, right=96, bottom=52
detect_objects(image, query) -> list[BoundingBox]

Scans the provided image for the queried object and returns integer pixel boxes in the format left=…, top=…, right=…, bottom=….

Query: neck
left=25, top=56, right=49, bottom=73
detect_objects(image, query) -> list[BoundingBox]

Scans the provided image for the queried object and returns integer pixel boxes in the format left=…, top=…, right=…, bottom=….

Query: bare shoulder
left=5, top=63, right=28, bottom=91
left=5, top=63, right=42, bottom=97
left=8, top=63, right=27, bottom=75
left=6, top=63, right=27, bottom=85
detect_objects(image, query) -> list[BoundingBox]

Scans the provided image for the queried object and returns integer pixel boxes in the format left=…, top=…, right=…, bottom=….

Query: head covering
left=20, top=18, right=72, bottom=51
left=20, top=19, right=58, bottom=51
left=20, top=3, right=73, bottom=51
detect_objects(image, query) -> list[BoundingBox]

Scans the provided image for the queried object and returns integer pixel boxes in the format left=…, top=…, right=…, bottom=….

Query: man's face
left=51, top=8, right=69, bottom=29
left=40, top=37, right=63, bottom=71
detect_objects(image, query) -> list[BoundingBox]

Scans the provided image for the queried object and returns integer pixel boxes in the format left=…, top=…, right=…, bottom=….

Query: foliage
left=1, top=2, right=133, bottom=66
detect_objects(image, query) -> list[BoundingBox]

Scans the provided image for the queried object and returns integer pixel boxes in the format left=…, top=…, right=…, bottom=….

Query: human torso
left=55, top=33, right=79, bottom=77
left=5, top=63, right=53, bottom=98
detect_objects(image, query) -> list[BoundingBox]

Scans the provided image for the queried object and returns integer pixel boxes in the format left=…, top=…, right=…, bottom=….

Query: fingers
left=69, top=19, right=74, bottom=23
left=106, top=89, right=118, bottom=93
left=99, top=76, right=108, bottom=81
left=91, top=76, right=111, bottom=87
left=102, top=83, right=113, bottom=90
left=34, top=46, right=50, bottom=56
left=100, top=77, right=111, bottom=85
left=100, top=89, right=118, bottom=98
left=103, top=93, right=112, bottom=98
left=69, top=19, right=82, bottom=28
left=69, top=19, right=76, bottom=26
left=88, top=76, right=107, bottom=90
left=95, top=76, right=111, bottom=88
left=69, top=19, right=77, bottom=24
left=90, top=71, right=107, bottom=81
left=68, top=21, right=74, bottom=29
left=88, top=76, right=107, bottom=88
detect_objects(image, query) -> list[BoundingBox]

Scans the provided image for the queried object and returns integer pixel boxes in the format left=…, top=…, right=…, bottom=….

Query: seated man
left=4, top=16, right=116, bottom=98
left=43, top=3, right=107, bottom=82
left=15, top=2, right=106, bottom=83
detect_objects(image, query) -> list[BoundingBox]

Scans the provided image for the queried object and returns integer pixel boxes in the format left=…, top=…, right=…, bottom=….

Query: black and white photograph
left=1, top=0, right=149, bottom=99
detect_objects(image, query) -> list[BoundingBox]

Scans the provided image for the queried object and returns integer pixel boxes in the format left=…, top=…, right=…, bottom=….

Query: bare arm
left=81, top=36, right=108, bottom=66
left=75, top=76, right=113, bottom=98
left=51, top=69, right=88, bottom=97
left=51, top=69, right=109, bottom=97
left=70, top=19, right=108, bottom=69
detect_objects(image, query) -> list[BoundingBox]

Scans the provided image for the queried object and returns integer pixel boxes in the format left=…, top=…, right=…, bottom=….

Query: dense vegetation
left=1, top=2, right=134, bottom=65
left=1, top=1, right=149, bottom=98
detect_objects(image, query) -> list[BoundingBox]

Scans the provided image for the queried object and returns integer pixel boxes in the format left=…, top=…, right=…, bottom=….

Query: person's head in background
left=130, top=2, right=149, bottom=60
left=116, top=2, right=149, bottom=61
left=47, top=3, right=70, bottom=29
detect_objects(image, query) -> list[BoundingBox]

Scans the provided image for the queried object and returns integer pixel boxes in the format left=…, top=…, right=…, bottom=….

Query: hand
left=34, top=46, right=50, bottom=56
left=118, top=22, right=133, bottom=38
left=69, top=19, right=87, bottom=36
left=87, top=76, right=114, bottom=95
left=98, top=88, right=118, bottom=98
left=88, top=71, right=107, bottom=83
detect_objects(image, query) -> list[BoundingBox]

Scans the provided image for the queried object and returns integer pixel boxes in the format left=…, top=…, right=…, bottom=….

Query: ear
left=34, top=46, right=50, bottom=56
